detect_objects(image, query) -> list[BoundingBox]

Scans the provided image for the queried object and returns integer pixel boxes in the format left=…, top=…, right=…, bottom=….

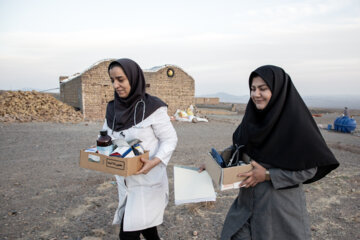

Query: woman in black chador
left=221, top=65, right=339, bottom=240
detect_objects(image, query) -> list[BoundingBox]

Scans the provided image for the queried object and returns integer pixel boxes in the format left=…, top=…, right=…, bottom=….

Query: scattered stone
left=8, top=211, right=17, bottom=216
left=92, top=228, right=106, bottom=237
left=193, top=230, right=198, bottom=236
left=82, top=237, right=102, bottom=240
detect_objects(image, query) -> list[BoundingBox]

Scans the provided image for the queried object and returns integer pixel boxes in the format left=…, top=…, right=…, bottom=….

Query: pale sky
left=0, top=0, right=359, bottom=97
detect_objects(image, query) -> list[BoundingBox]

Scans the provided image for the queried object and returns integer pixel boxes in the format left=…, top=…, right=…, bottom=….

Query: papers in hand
left=174, top=165, right=216, bottom=205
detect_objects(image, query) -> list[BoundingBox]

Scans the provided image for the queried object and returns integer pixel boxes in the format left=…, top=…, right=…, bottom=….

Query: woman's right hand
left=237, top=160, right=266, bottom=188
left=198, top=164, right=206, bottom=173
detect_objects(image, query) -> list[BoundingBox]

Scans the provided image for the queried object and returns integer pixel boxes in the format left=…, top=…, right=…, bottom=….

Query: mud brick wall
left=81, top=60, right=114, bottom=121
left=195, top=97, right=219, bottom=105
left=60, top=76, right=82, bottom=109
left=144, top=67, right=195, bottom=115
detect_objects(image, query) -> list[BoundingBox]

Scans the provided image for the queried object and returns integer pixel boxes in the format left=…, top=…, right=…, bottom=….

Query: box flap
left=222, top=164, right=253, bottom=185
left=204, top=153, right=222, bottom=189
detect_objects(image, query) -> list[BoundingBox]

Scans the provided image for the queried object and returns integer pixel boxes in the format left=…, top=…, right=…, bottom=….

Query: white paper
left=88, top=154, right=100, bottom=163
left=221, top=181, right=242, bottom=191
left=85, top=147, right=97, bottom=153
left=174, top=165, right=216, bottom=205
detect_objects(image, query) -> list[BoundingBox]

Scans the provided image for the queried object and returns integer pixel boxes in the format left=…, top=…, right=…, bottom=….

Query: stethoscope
left=133, top=99, right=146, bottom=128
left=111, top=99, right=146, bottom=135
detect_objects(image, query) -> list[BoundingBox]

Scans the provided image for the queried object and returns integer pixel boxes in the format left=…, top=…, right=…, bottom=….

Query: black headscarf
left=233, top=65, right=339, bottom=183
left=105, top=58, right=167, bottom=131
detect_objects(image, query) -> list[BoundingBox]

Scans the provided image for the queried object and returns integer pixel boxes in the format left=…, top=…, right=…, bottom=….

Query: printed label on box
left=106, top=158, right=125, bottom=170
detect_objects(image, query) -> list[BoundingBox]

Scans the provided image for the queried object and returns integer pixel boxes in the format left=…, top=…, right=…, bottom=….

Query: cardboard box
left=205, top=153, right=253, bottom=191
left=79, top=149, right=149, bottom=176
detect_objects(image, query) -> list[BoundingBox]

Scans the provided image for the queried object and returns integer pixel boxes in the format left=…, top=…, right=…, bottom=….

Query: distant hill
left=301, top=95, right=360, bottom=109
left=197, top=92, right=360, bottom=110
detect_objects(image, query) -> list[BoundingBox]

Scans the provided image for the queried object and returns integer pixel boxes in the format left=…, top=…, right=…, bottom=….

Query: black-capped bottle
left=97, top=130, right=113, bottom=156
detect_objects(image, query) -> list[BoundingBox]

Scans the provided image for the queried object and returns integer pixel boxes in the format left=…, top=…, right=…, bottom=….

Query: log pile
left=0, top=91, right=83, bottom=123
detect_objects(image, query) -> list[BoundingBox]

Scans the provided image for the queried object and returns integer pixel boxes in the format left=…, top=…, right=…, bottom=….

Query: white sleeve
left=152, top=107, right=178, bottom=165
left=102, top=120, right=113, bottom=137
left=102, top=120, right=108, bottom=131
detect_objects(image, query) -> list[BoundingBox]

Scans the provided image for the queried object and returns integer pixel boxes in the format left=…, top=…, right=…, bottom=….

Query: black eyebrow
left=251, top=84, right=268, bottom=88
left=111, top=76, right=125, bottom=80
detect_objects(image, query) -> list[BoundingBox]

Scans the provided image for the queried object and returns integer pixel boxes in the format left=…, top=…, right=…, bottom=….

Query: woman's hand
left=238, top=160, right=267, bottom=188
left=136, top=157, right=161, bottom=174
left=198, top=164, right=206, bottom=173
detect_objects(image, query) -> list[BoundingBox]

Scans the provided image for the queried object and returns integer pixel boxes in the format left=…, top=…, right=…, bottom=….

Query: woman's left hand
left=238, top=160, right=266, bottom=188
left=136, top=157, right=161, bottom=174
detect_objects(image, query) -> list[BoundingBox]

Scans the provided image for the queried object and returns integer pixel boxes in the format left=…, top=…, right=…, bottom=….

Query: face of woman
left=109, top=66, right=131, bottom=98
left=250, top=76, right=272, bottom=110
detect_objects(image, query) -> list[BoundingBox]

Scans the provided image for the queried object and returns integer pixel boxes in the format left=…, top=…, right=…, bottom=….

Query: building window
left=167, top=68, right=175, bottom=77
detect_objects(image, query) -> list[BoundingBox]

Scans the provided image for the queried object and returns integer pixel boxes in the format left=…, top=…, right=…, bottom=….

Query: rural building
left=59, top=59, right=195, bottom=121
left=143, top=65, right=195, bottom=115
left=195, top=97, right=220, bottom=105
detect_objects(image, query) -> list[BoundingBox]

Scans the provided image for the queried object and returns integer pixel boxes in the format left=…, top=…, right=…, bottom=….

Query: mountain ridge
left=196, top=92, right=360, bottom=109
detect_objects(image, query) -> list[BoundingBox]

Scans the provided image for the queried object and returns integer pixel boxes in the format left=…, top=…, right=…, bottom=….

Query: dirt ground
left=0, top=112, right=359, bottom=240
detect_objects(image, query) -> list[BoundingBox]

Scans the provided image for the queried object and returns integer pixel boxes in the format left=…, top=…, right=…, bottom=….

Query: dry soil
left=0, top=113, right=359, bottom=239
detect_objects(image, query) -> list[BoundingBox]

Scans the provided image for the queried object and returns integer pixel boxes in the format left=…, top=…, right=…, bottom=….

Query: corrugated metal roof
left=143, top=64, right=184, bottom=73
left=60, top=58, right=115, bottom=84
left=61, top=61, right=191, bottom=84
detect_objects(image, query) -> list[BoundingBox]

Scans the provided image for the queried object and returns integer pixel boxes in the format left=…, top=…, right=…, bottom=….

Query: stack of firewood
left=0, top=91, right=83, bottom=123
